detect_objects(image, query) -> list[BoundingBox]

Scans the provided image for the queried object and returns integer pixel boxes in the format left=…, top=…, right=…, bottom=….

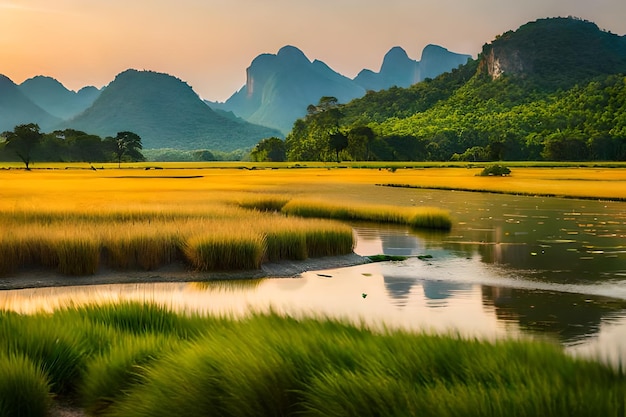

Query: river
left=1, top=188, right=625, bottom=364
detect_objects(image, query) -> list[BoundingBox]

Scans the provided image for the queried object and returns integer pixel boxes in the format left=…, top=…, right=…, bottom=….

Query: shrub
left=479, top=164, right=511, bottom=176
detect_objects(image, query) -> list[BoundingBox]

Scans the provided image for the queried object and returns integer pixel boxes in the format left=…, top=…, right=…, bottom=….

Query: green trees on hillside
left=0, top=126, right=146, bottom=167
left=276, top=17, right=626, bottom=163
left=279, top=72, right=626, bottom=162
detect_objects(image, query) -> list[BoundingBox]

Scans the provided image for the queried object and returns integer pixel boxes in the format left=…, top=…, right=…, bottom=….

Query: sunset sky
left=1, top=0, right=625, bottom=101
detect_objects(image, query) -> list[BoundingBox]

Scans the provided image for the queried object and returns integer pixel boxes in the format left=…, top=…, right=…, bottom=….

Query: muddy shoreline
left=0, top=253, right=370, bottom=291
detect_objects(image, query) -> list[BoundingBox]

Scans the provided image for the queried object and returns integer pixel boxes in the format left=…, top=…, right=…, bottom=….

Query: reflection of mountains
left=384, top=275, right=471, bottom=308
left=481, top=286, right=626, bottom=345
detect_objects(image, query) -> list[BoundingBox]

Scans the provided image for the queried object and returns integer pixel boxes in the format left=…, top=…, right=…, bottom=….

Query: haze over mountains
left=210, top=44, right=470, bottom=134
left=0, top=44, right=470, bottom=149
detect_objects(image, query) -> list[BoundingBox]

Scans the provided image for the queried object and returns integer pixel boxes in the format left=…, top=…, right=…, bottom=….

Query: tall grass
left=0, top=205, right=357, bottom=276
left=0, top=302, right=624, bottom=416
left=282, top=198, right=452, bottom=230
left=184, top=231, right=267, bottom=271
left=0, top=353, right=52, bottom=417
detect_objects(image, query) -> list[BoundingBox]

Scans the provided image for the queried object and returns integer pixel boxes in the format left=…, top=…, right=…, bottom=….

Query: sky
left=1, top=0, right=625, bottom=102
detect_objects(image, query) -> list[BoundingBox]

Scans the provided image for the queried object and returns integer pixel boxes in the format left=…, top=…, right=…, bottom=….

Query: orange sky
left=1, top=0, right=625, bottom=101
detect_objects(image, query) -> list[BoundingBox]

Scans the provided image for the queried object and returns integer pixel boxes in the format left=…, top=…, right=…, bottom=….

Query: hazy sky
left=1, top=0, right=625, bottom=101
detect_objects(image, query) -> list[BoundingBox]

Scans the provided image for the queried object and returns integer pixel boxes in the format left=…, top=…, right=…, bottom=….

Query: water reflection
left=352, top=189, right=626, bottom=286
left=481, top=286, right=626, bottom=346
left=1, top=189, right=625, bottom=365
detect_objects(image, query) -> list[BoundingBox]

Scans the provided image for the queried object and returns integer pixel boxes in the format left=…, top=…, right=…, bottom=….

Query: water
left=1, top=189, right=625, bottom=364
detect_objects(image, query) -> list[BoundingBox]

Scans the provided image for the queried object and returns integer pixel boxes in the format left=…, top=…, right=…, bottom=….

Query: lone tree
left=3, top=123, right=43, bottom=170
left=107, top=131, right=144, bottom=167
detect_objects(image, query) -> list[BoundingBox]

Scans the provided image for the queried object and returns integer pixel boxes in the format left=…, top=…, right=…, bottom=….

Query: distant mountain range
left=286, top=17, right=626, bottom=162
left=66, top=69, right=280, bottom=150
left=209, top=44, right=470, bottom=134
left=0, top=43, right=470, bottom=149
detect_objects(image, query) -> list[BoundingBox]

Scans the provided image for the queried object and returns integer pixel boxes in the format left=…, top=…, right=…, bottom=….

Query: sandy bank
left=0, top=253, right=370, bottom=291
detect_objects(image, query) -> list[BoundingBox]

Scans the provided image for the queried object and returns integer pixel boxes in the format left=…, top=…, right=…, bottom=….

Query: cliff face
left=479, top=45, right=528, bottom=79
left=477, top=17, right=626, bottom=87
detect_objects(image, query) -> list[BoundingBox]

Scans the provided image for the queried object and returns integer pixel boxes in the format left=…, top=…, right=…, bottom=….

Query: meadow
left=2, top=162, right=625, bottom=278
left=1, top=302, right=625, bottom=417
left=2, top=163, right=626, bottom=416
left=0, top=164, right=458, bottom=278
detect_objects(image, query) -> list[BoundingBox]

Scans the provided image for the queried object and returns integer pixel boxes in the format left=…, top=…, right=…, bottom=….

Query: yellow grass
left=1, top=164, right=624, bottom=276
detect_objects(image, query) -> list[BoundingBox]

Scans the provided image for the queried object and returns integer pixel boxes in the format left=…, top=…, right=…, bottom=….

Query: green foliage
left=1, top=303, right=626, bottom=416
left=0, top=353, right=52, bottom=417
left=0, top=126, right=148, bottom=165
left=283, top=18, right=626, bottom=163
left=2, top=123, right=43, bottom=169
left=479, top=164, right=511, bottom=176
left=141, top=148, right=245, bottom=162
left=250, top=137, right=286, bottom=162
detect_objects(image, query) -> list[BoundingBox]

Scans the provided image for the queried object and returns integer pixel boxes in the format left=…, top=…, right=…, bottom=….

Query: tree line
left=251, top=70, right=626, bottom=163
left=0, top=124, right=145, bottom=169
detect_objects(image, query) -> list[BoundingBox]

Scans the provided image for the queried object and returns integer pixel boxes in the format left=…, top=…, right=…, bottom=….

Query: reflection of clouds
left=382, top=274, right=473, bottom=309
left=383, top=277, right=414, bottom=307
left=481, top=285, right=626, bottom=346
left=352, top=223, right=423, bottom=256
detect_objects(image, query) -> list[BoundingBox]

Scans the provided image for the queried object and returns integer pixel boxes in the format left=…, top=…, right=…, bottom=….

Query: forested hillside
left=282, top=17, right=626, bottom=162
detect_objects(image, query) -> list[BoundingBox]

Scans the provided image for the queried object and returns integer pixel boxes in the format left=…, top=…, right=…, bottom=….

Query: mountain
left=212, top=44, right=471, bottom=135
left=64, top=69, right=280, bottom=150
left=285, top=17, right=626, bottom=162
left=478, top=17, right=626, bottom=89
left=353, top=45, right=471, bottom=91
left=0, top=75, right=61, bottom=132
left=210, top=46, right=366, bottom=135
left=18, top=76, right=100, bottom=119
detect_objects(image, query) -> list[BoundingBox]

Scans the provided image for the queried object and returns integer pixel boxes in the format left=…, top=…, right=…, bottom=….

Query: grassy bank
left=0, top=302, right=623, bottom=417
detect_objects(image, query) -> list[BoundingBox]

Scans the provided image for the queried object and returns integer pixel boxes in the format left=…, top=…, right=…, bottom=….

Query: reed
left=0, top=314, right=86, bottom=395
left=80, top=333, right=179, bottom=416
left=1, top=303, right=625, bottom=416
left=0, top=353, right=52, bottom=417
left=282, top=198, right=453, bottom=230
left=183, top=231, right=267, bottom=271
left=237, top=195, right=290, bottom=212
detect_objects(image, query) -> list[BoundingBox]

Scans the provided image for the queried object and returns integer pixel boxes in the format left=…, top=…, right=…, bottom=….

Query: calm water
left=1, top=188, right=625, bottom=364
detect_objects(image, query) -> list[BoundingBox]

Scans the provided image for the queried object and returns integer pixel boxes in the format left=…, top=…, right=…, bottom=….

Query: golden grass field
left=1, top=163, right=624, bottom=277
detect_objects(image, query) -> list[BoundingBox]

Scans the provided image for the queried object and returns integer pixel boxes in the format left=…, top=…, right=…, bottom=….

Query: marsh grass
left=1, top=302, right=625, bottom=416
left=0, top=353, right=52, bottom=417
left=0, top=314, right=86, bottom=395
left=282, top=198, right=453, bottom=230
left=184, top=231, right=267, bottom=271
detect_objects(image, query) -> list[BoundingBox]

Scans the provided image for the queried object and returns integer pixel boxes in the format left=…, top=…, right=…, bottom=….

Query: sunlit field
left=0, top=164, right=459, bottom=277
left=2, top=163, right=624, bottom=277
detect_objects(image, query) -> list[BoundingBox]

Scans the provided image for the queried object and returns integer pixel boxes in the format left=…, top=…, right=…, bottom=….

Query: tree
left=107, top=131, right=144, bottom=167
left=329, top=132, right=348, bottom=162
left=347, top=126, right=375, bottom=161
left=3, top=123, right=43, bottom=170
left=250, top=137, right=286, bottom=162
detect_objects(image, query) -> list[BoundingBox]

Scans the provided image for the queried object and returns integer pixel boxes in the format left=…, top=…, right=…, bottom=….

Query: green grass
left=0, top=302, right=624, bottom=416
left=0, top=353, right=52, bottom=417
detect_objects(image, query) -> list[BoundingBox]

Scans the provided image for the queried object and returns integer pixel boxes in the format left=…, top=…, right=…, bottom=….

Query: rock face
left=212, top=46, right=365, bottom=135
left=213, top=44, right=470, bottom=135
left=478, top=17, right=626, bottom=85
left=0, top=75, right=60, bottom=132
left=64, top=69, right=280, bottom=150
left=18, top=76, right=100, bottom=119
left=354, top=45, right=471, bottom=91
